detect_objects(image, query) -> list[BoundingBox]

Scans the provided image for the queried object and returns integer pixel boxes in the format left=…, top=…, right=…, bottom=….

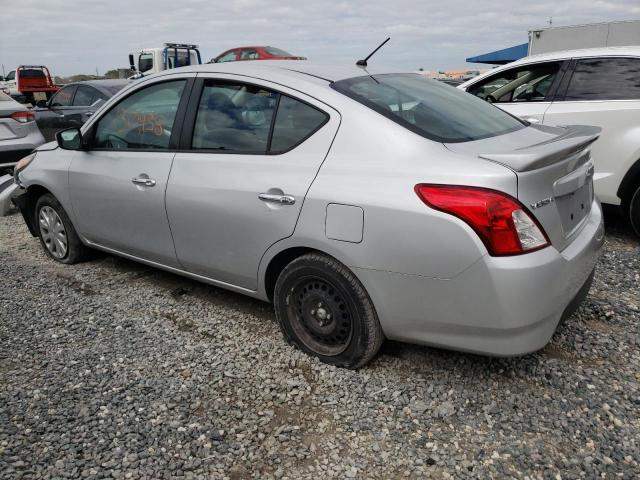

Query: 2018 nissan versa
left=12, top=61, right=605, bottom=368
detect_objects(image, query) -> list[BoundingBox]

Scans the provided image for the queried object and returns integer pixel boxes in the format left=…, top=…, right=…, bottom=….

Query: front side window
left=192, top=81, right=277, bottom=152
left=565, top=57, right=640, bottom=101
left=93, top=80, right=185, bottom=150
left=50, top=86, right=77, bottom=107
left=216, top=50, right=237, bottom=63
left=467, top=62, right=560, bottom=103
left=6, top=71, right=15, bottom=81
left=332, top=74, right=525, bottom=143
left=138, top=53, right=154, bottom=73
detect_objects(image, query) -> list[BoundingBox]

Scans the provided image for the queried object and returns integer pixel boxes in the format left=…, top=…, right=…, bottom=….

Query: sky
left=0, top=0, right=638, bottom=76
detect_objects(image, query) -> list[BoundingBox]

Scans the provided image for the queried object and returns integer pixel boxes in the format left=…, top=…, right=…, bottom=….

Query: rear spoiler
left=479, top=125, right=601, bottom=172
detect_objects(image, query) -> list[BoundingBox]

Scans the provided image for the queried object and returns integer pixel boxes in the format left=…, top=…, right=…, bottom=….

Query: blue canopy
left=466, top=43, right=528, bottom=65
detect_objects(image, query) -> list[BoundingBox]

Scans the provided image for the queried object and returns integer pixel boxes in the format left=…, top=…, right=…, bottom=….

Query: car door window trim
left=178, top=76, right=330, bottom=155
left=466, top=60, right=567, bottom=104
left=84, top=77, right=196, bottom=152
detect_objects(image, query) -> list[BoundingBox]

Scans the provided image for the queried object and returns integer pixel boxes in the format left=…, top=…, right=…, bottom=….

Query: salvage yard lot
left=1, top=210, right=639, bottom=479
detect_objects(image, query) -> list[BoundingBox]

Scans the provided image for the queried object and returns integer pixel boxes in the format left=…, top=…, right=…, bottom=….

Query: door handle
left=258, top=193, right=296, bottom=205
left=132, top=177, right=156, bottom=187
left=85, top=111, right=94, bottom=117
left=522, top=116, right=541, bottom=124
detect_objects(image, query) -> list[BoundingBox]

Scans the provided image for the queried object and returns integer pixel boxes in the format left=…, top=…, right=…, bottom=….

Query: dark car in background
left=33, top=79, right=129, bottom=141
left=210, top=46, right=306, bottom=63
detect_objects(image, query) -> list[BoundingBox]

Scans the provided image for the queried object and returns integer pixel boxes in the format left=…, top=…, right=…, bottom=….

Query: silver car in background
left=0, top=92, right=44, bottom=174
left=12, top=62, right=604, bottom=368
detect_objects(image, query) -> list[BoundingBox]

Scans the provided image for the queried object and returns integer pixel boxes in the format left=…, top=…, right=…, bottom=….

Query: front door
left=166, top=76, right=339, bottom=289
left=69, top=77, right=191, bottom=266
left=465, top=60, right=566, bottom=124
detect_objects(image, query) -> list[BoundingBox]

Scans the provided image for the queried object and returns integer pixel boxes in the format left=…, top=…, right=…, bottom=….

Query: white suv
left=460, top=47, right=640, bottom=235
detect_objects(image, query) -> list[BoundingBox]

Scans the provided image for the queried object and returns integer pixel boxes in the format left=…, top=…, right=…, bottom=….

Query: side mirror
left=56, top=127, right=83, bottom=150
left=35, top=99, right=48, bottom=108
left=129, top=54, right=136, bottom=71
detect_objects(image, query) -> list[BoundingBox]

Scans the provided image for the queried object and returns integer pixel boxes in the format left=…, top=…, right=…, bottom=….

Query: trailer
left=528, top=20, right=640, bottom=56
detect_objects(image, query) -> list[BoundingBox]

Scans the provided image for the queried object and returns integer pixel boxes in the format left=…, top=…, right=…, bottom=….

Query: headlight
left=14, top=152, right=36, bottom=184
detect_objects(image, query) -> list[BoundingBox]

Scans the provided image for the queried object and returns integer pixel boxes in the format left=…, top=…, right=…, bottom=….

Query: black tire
left=274, top=253, right=384, bottom=369
left=35, top=193, right=91, bottom=264
left=629, top=185, right=640, bottom=237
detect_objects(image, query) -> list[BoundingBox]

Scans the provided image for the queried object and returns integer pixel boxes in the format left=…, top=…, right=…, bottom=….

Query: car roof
left=459, top=46, right=640, bottom=89
left=509, top=45, right=640, bottom=66
left=168, top=60, right=400, bottom=83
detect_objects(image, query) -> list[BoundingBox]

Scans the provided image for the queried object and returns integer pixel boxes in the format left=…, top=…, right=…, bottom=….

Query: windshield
left=331, top=74, right=526, bottom=143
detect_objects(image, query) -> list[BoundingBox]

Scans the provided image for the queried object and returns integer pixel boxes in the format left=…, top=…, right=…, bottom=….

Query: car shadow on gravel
left=81, top=206, right=636, bottom=377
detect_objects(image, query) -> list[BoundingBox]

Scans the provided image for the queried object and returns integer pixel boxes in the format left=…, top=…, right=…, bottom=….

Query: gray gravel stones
left=1, top=209, right=639, bottom=479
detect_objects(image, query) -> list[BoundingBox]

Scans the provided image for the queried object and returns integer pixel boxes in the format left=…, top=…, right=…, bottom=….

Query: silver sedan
left=12, top=61, right=604, bottom=368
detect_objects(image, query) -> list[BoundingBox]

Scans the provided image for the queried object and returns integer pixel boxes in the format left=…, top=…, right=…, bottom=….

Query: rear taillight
left=10, top=111, right=34, bottom=123
left=414, top=184, right=549, bottom=256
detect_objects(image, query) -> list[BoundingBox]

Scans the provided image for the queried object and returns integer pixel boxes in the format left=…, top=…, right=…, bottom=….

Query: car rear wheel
left=35, top=194, right=91, bottom=264
left=274, top=253, right=383, bottom=369
left=629, top=185, right=640, bottom=237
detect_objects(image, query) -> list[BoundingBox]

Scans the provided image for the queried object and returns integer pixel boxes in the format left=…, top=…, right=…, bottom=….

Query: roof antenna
left=356, top=37, right=390, bottom=67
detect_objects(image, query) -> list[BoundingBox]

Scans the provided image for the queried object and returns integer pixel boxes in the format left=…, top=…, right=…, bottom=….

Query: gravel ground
left=1, top=208, right=639, bottom=480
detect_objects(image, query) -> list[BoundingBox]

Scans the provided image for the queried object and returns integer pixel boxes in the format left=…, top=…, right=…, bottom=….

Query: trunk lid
left=445, top=124, right=600, bottom=251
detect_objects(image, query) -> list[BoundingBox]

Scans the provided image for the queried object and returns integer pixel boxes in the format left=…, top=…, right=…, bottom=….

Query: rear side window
left=191, top=80, right=328, bottom=153
left=192, top=82, right=277, bottom=152
left=332, top=73, right=525, bottom=143
left=565, top=57, right=640, bottom=101
left=93, top=80, right=185, bottom=150
left=270, top=96, right=328, bottom=153
left=73, top=86, right=105, bottom=106
left=240, top=49, right=259, bottom=60
left=467, top=62, right=561, bottom=103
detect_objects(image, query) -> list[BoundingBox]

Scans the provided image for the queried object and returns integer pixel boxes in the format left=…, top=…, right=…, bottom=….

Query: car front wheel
left=35, top=193, right=91, bottom=264
left=274, top=253, right=384, bottom=369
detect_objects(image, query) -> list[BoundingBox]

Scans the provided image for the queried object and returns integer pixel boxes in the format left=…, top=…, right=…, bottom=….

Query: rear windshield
left=264, top=47, right=293, bottom=56
left=19, top=69, right=46, bottom=78
left=331, top=73, right=526, bottom=143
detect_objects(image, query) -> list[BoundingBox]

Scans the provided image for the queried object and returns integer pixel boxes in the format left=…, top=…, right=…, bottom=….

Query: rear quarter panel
left=260, top=104, right=519, bottom=292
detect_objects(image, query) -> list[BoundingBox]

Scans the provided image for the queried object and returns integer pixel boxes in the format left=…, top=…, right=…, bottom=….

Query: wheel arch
left=260, top=241, right=364, bottom=303
left=14, top=184, right=54, bottom=236
left=263, top=246, right=322, bottom=302
left=617, top=157, right=640, bottom=212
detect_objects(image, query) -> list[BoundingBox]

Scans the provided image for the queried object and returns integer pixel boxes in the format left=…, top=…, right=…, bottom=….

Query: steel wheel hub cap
left=287, top=277, right=353, bottom=356
left=39, top=206, right=68, bottom=259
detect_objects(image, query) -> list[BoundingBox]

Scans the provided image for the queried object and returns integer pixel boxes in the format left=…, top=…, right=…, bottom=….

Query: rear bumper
left=0, top=127, right=45, bottom=168
left=354, top=199, right=605, bottom=356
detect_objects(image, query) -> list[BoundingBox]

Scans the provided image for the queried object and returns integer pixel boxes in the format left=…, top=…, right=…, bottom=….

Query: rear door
left=465, top=60, right=568, bottom=124
left=542, top=56, right=640, bottom=205
left=166, top=75, right=339, bottom=290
